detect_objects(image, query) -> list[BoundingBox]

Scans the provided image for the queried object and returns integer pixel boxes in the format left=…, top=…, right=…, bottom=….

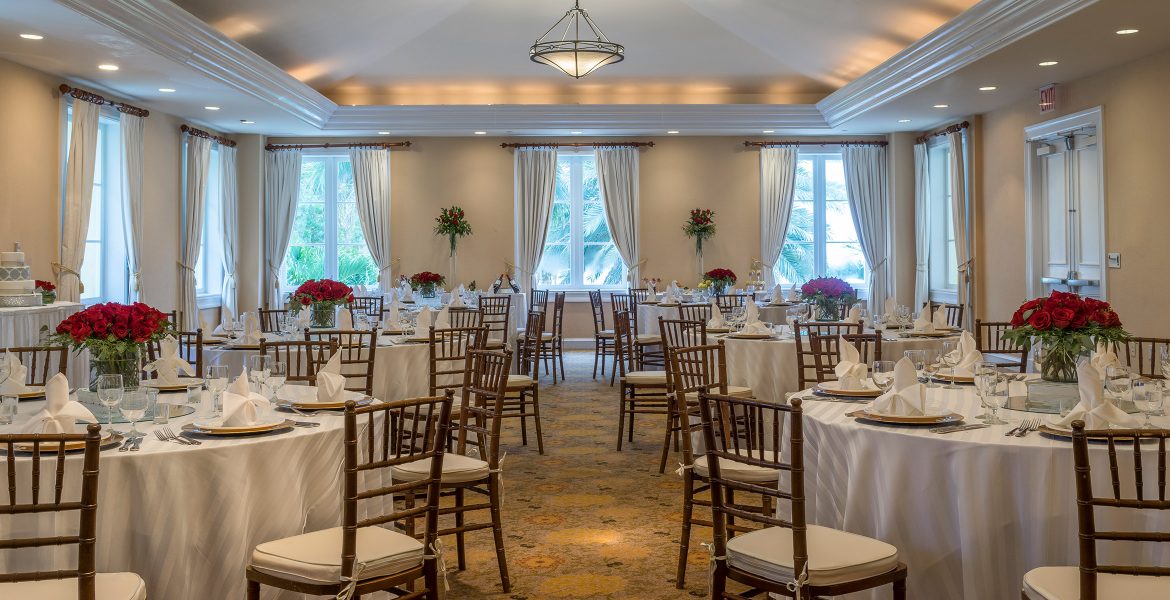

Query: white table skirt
left=0, top=301, right=89, bottom=388
left=792, top=388, right=1170, bottom=600
left=1, top=391, right=395, bottom=600
left=636, top=303, right=794, bottom=335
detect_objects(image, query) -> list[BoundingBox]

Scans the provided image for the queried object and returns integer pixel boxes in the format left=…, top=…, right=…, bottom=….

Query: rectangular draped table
left=0, top=301, right=88, bottom=387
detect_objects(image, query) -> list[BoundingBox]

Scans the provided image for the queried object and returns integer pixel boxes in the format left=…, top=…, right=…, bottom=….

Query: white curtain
left=219, top=144, right=239, bottom=316
left=179, top=135, right=213, bottom=330
left=759, top=147, right=799, bottom=287
left=948, top=131, right=973, bottom=328
left=57, top=101, right=100, bottom=302
left=913, top=143, right=931, bottom=309
left=843, top=145, right=890, bottom=315
left=596, top=147, right=640, bottom=284
left=513, top=148, right=557, bottom=299
left=119, top=112, right=145, bottom=302
left=348, top=148, right=393, bottom=291
left=264, top=149, right=302, bottom=307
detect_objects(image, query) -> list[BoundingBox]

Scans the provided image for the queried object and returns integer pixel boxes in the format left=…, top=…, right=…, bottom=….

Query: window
left=928, top=143, right=958, bottom=296
left=774, top=153, right=867, bottom=291
left=194, top=145, right=224, bottom=303
left=534, top=153, right=627, bottom=289
left=282, top=155, right=378, bottom=292
left=65, top=108, right=127, bottom=304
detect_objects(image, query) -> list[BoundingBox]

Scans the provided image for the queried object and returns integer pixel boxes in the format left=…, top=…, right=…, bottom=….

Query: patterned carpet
left=440, top=350, right=710, bottom=600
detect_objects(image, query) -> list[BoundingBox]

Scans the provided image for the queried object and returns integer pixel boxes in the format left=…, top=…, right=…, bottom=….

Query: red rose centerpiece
left=35, top=279, right=56, bottom=304
left=409, top=272, right=446, bottom=298
left=1002, top=291, right=1129, bottom=382
left=50, top=302, right=173, bottom=390
left=701, top=268, right=736, bottom=295
left=290, top=279, right=354, bottom=328
left=800, top=277, right=857, bottom=321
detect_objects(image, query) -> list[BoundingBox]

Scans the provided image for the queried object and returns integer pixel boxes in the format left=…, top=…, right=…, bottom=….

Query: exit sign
left=1039, top=84, right=1059, bottom=113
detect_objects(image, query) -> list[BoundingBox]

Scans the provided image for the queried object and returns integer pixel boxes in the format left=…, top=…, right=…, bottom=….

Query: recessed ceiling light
left=97, top=64, right=119, bottom=71
left=762, top=130, right=775, bottom=134
left=933, top=104, right=949, bottom=109
left=1116, top=29, right=1139, bottom=35
left=570, top=131, right=583, bottom=135
left=1038, top=61, right=1059, bottom=67
left=979, top=86, right=998, bottom=91
left=474, top=131, right=487, bottom=135
left=377, top=131, right=390, bottom=135
left=240, top=120, right=255, bottom=124
left=204, top=106, right=220, bottom=111
left=158, top=88, right=175, bottom=93
left=19, top=33, right=43, bottom=40
left=898, top=119, right=912, bottom=123
left=667, top=130, right=679, bottom=134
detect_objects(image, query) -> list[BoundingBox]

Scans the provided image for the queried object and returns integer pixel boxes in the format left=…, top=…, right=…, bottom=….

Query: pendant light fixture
left=530, top=0, right=624, bottom=79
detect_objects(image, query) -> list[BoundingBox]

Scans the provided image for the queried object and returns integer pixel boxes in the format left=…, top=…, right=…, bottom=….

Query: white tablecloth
left=794, top=387, right=1170, bottom=599
left=0, top=301, right=88, bottom=387
left=0, top=390, right=393, bottom=600
left=636, top=302, right=795, bottom=335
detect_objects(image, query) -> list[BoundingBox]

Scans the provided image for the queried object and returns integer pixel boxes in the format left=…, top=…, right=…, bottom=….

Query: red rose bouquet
left=1003, top=291, right=1129, bottom=382
left=290, top=279, right=354, bottom=328
left=50, top=302, right=174, bottom=389
left=409, top=271, right=446, bottom=297
left=35, top=280, right=56, bottom=304
left=701, top=268, right=736, bottom=294
left=683, top=208, right=716, bottom=256
left=799, top=277, right=857, bottom=321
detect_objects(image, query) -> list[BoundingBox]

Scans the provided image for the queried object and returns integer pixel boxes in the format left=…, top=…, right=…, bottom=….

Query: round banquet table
left=636, top=302, right=796, bottom=335
left=793, top=386, right=1170, bottom=600
left=0, top=388, right=394, bottom=600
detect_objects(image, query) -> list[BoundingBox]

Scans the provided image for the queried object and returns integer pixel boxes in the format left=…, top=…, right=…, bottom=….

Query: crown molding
left=816, top=0, right=1100, bottom=127
left=54, top=0, right=337, bottom=128
left=324, top=104, right=830, bottom=135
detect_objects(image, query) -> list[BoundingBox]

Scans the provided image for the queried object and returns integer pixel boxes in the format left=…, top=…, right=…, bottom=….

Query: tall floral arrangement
left=51, top=302, right=173, bottom=389
left=800, top=277, right=856, bottom=321
left=434, top=206, right=473, bottom=256
left=1003, top=291, right=1128, bottom=382
left=683, top=209, right=716, bottom=257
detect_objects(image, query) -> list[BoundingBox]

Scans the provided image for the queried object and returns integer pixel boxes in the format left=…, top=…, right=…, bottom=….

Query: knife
left=933, top=424, right=989, bottom=435
left=118, top=436, right=135, bottom=452
left=129, top=436, right=143, bottom=451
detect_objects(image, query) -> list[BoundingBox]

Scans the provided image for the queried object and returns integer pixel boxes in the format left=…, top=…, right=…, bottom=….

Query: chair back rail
left=610, top=293, right=638, bottom=335
left=668, top=342, right=733, bottom=466
left=793, top=321, right=863, bottom=389
left=530, top=290, right=549, bottom=314
left=808, top=332, right=882, bottom=384
left=612, top=311, right=641, bottom=377
left=517, top=310, right=546, bottom=379
left=448, top=307, right=483, bottom=329
left=550, top=292, right=566, bottom=338
left=478, top=296, right=512, bottom=348
left=455, top=349, right=512, bottom=469
left=350, top=296, right=383, bottom=318
left=588, top=290, right=608, bottom=335
left=1119, top=337, right=1170, bottom=380
left=677, top=303, right=712, bottom=324
left=427, top=326, right=488, bottom=397
left=922, top=302, right=965, bottom=329
left=714, top=294, right=748, bottom=315
left=658, top=317, right=707, bottom=380
left=258, top=339, right=338, bottom=386
left=257, top=308, right=288, bottom=334
left=304, top=330, right=378, bottom=395
left=974, top=319, right=1030, bottom=373
left=628, top=288, right=652, bottom=303
left=3, top=345, right=69, bottom=386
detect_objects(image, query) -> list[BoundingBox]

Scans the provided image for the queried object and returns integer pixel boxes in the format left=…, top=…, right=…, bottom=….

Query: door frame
left=1023, top=105, right=1106, bottom=299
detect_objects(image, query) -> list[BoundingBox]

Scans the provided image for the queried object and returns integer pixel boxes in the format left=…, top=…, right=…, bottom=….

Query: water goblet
left=973, top=361, right=1000, bottom=422
left=0, top=395, right=17, bottom=425
left=95, top=374, right=124, bottom=430
left=985, top=372, right=1010, bottom=425
left=249, top=355, right=271, bottom=395
left=903, top=350, right=926, bottom=377
left=1105, top=366, right=1133, bottom=404
left=0, top=352, right=10, bottom=387
left=921, top=349, right=942, bottom=388
left=871, top=361, right=895, bottom=393
left=205, top=365, right=229, bottom=417
left=1133, top=379, right=1164, bottom=428
left=119, top=389, right=156, bottom=437
left=940, top=340, right=960, bottom=388
left=267, top=361, right=287, bottom=404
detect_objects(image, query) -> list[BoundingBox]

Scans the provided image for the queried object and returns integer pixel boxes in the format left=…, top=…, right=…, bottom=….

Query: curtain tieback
left=132, top=271, right=142, bottom=292
left=626, top=258, right=646, bottom=282
left=958, top=258, right=974, bottom=283
left=915, top=263, right=929, bottom=273
left=51, top=262, right=83, bottom=293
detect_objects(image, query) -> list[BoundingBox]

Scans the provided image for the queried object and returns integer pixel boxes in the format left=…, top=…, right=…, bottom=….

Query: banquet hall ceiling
left=172, top=0, right=981, bottom=106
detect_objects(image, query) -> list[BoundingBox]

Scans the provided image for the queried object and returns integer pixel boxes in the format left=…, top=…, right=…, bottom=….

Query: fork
left=153, top=429, right=189, bottom=446
left=1015, top=418, right=1040, bottom=437
left=162, top=426, right=202, bottom=445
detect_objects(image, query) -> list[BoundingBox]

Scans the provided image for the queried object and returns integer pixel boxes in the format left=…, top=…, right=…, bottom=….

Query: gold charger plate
left=658, top=302, right=680, bottom=307
left=11, top=431, right=122, bottom=453
left=931, top=373, right=975, bottom=384
left=141, top=377, right=205, bottom=392
left=905, top=331, right=959, bottom=338
left=380, top=329, right=406, bottom=336
left=186, top=419, right=294, bottom=436
left=727, top=332, right=774, bottom=340
left=815, top=382, right=882, bottom=397
left=12, top=387, right=46, bottom=399
left=1037, top=424, right=1145, bottom=442
left=227, top=343, right=261, bottom=350
left=641, top=300, right=660, bottom=305
left=847, top=409, right=963, bottom=426
left=707, top=327, right=730, bottom=334
left=279, top=397, right=373, bottom=411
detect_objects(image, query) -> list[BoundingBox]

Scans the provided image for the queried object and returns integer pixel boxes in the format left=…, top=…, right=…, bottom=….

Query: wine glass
left=249, top=355, right=271, bottom=395
left=1105, top=366, right=1133, bottom=405
left=973, top=361, right=1000, bottom=422
left=872, top=314, right=887, bottom=337
left=871, top=360, right=895, bottom=393
left=940, top=340, right=960, bottom=389
left=985, top=372, right=1010, bottom=425
left=904, top=350, right=926, bottom=378
left=267, top=361, right=287, bottom=403
left=205, top=365, right=229, bottom=418
left=119, top=389, right=155, bottom=437
left=1133, top=379, right=1164, bottom=428
left=0, top=351, right=10, bottom=386
left=921, top=349, right=941, bottom=388
left=95, top=374, right=124, bottom=430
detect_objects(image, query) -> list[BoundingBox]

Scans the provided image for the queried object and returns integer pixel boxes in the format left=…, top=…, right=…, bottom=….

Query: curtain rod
left=500, top=142, right=654, bottom=149
left=916, top=121, right=970, bottom=144
left=743, top=140, right=887, bottom=147
left=180, top=124, right=237, bottom=148
left=59, top=84, right=149, bottom=118
left=265, top=141, right=411, bottom=151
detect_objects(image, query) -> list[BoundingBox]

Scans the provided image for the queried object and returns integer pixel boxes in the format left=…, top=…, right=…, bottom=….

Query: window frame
left=194, top=144, right=224, bottom=308
left=927, top=140, right=959, bottom=303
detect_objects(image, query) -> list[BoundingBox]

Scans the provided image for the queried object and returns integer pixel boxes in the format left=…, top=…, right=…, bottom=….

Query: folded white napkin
left=449, top=293, right=466, bottom=309
left=883, top=298, right=896, bottom=320
left=647, top=282, right=657, bottom=295
left=669, top=280, right=681, bottom=296
left=948, top=330, right=984, bottom=377
left=913, top=306, right=936, bottom=333
left=316, top=370, right=347, bottom=403
left=0, top=352, right=30, bottom=395
left=706, top=298, right=726, bottom=329
left=1089, top=342, right=1122, bottom=379
left=240, top=312, right=262, bottom=344
left=834, top=336, right=869, bottom=390
left=415, top=306, right=433, bottom=334
left=221, top=306, right=237, bottom=330
left=739, top=300, right=771, bottom=335
left=382, top=297, right=402, bottom=329
left=338, top=307, right=353, bottom=330
left=787, top=282, right=802, bottom=301
left=872, top=358, right=926, bottom=416
left=844, top=305, right=862, bottom=324
left=221, top=372, right=270, bottom=427
left=399, top=281, right=414, bottom=302
left=770, top=284, right=784, bottom=304
left=433, top=305, right=451, bottom=329
left=294, top=308, right=311, bottom=329
left=200, top=314, right=214, bottom=335
left=143, top=336, right=195, bottom=385
left=661, top=288, right=677, bottom=304
left=1057, top=361, right=1140, bottom=430
left=21, top=374, right=96, bottom=434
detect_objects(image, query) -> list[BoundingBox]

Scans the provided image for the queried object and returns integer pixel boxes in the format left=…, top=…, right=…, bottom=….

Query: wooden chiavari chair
left=793, top=321, right=863, bottom=389
left=258, top=339, right=337, bottom=387
left=613, top=310, right=671, bottom=452
left=629, top=287, right=652, bottom=303
left=1, top=424, right=148, bottom=598
left=143, top=330, right=205, bottom=381
left=668, top=343, right=763, bottom=588
left=2, top=345, right=68, bottom=386
left=537, top=292, right=566, bottom=382
left=427, top=326, right=487, bottom=400
left=304, top=329, right=378, bottom=396
left=698, top=392, right=908, bottom=600
left=502, top=311, right=545, bottom=454
left=529, top=289, right=549, bottom=314
left=589, top=290, right=615, bottom=380
left=1021, top=421, right=1170, bottom=599
left=448, top=307, right=482, bottom=329
left=478, top=295, right=512, bottom=351
left=1119, top=337, right=1170, bottom=379
left=715, top=293, right=749, bottom=316
left=654, top=317, right=708, bottom=474
left=257, top=308, right=288, bottom=334
left=611, top=292, right=663, bottom=372
left=163, top=310, right=183, bottom=329
left=391, top=349, right=514, bottom=592
left=349, top=295, right=383, bottom=318
left=922, top=301, right=965, bottom=329
left=808, top=332, right=882, bottom=384
left=246, top=394, right=452, bottom=600
left=677, top=302, right=713, bottom=324
left=975, top=319, right=1030, bottom=373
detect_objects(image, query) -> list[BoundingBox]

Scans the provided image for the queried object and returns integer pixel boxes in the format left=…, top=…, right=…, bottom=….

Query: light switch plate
left=1107, top=253, right=1121, bottom=268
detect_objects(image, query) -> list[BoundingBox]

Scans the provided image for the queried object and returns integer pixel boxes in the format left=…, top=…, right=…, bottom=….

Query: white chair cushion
left=506, top=374, right=537, bottom=390
left=251, top=526, right=423, bottom=586
left=0, top=573, right=147, bottom=600
left=596, top=329, right=615, bottom=338
left=684, top=386, right=754, bottom=402
left=1023, top=566, right=1169, bottom=599
left=636, top=334, right=661, bottom=345
left=692, top=450, right=780, bottom=484
left=622, top=370, right=668, bottom=384
left=726, top=524, right=899, bottom=587
left=391, top=453, right=490, bottom=484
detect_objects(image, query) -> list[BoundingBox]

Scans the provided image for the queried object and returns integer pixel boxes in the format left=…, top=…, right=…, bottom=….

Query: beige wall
left=977, top=45, right=1170, bottom=337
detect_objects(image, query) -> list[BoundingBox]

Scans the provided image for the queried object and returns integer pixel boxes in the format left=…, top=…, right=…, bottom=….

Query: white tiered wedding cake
left=0, top=243, right=44, bottom=307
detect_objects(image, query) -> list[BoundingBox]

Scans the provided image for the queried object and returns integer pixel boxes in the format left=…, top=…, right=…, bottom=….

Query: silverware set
left=118, top=434, right=144, bottom=452
left=1005, top=418, right=1042, bottom=437
left=154, top=426, right=201, bottom=446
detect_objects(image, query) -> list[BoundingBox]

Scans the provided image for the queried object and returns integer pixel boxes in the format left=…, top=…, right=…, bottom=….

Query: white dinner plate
left=815, top=381, right=882, bottom=397
left=141, top=377, right=205, bottom=391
